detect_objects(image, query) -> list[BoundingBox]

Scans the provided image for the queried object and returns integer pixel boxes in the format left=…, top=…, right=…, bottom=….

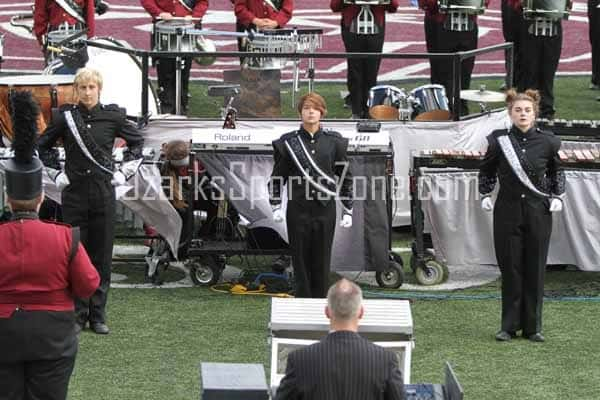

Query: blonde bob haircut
left=74, top=67, right=103, bottom=91
left=297, top=92, right=327, bottom=118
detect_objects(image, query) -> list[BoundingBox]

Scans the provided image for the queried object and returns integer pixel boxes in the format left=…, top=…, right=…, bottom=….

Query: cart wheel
left=189, top=256, right=222, bottom=286
left=415, top=259, right=448, bottom=286
left=375, top=261, right=404, bottom=289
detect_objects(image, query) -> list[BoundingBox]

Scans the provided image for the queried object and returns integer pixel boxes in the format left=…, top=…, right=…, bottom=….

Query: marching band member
left=269, top=93, right=353, bottom=298
left=479, top=89, right=565, bottom=342
left=419, top=0, right=486, bottom=116
left=33, top=0, right=95, bottom=65
left=38, top=68, right=144, bottom=335
left=330, top=0, right=399, bottom=119
left=0, top=91, right=99, bottom=400
left=140, top=0, right=209, bottom=114
left=590, top=0, right=600, bottom=91
left=518, top=1, right=570, bottom=119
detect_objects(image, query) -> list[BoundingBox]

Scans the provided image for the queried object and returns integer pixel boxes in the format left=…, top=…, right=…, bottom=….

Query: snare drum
left=410, top=84, right=452, bottom=121
left=245, top=35, right=294, bottom=70
left=153, top=20, right=198, bottom=52
left=0, top=75, right=74, bottom=141
left=46, top=27, right=86, bottom=63
left=367, top=85, right=411, bottom=120
left=522, top=0, right=569, bottom=20
left=44, top=38, right=160, bottom=118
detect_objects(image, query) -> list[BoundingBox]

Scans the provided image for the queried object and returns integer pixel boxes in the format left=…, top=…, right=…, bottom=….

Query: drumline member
left=330, top=0, right=399, bottom=120
left=33, top=0, right=95, bottom=66
left=269, top=92, right=353, bottom=298
left=478, top=89, right=565, bottom=342
left=233, top=0, right=293, bottom=60
left=419, top=0, right=487, bottom=116
left=140, top=0, right=209, bottom=114
left=38, top=68, right=145, bottom=335
left=518, top=1, right=570, bottom=119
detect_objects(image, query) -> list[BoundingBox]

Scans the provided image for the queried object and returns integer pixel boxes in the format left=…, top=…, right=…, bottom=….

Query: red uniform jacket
left=0, top=218, right=99, bottom=318
left=234, top=0, right=293, bottom=28
left=140, top=0, right=209, bottom=19
left=33, top=0, right=95, bottom=44
left=330, top=0, right=399, bottom=28
left=419, top=0, right=489, bottom=23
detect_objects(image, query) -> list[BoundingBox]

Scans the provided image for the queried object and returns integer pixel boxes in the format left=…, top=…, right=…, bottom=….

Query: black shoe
left=343, top=94, right=351, bottom=109
left=528, top=333, right=545, bottom=342
left=90, top=323, right=110, bottom=335
left=495, top=331, right=515, bottom=341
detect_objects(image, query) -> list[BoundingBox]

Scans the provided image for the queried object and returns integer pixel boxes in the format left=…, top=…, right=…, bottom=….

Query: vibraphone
left=537, top=119, right=600, bottom=140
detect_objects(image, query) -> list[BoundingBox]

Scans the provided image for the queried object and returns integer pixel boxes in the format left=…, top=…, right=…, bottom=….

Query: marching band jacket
left=141, top=0, right=209, bottom=19
left=234, top=0, right=293, bottom=28
left=37, top=103, right=144, bottom=181
left=478, top=126, right=566, bottom=201
left=330, top=0, right=399, bottom=29
left=0, top=213, right=99, bottom=362
left=33, top=0, right=95, bottom=44
left=269, top=126, right=353, bottom=214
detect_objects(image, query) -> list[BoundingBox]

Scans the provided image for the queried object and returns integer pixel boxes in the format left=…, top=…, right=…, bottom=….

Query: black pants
left=156, top=57, right=192, bottom=115
left=424, top=18, right=442, bottom=85
left=0, top=310, right=78, bottom=400
left=493, top=194, right=552, bottom=335
left=589, top=0, right=600, bottom=85
left=62, top=178, right=115, bottom=325
left=0, top=357, right=76, bottom=400
left=286, top=200, right=336, bottom=298
left=501, top=1, right=523, bottom=88
left=431, top=22, right=478, bottom=116
left=341, top=27, right=385, bottom=118
left=519, top=22, right=562, bottom=118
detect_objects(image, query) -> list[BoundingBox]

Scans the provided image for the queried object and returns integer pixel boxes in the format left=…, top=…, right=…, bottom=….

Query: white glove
left=340, top=214, right=353, bottom=228
left=549, top=198, right=563, bottom=213
left=55, top=171, right=70, bottom=191
left=272, top=207, right=284, bottom=223
left=111, top=170, right=127, bottom=186
left=481, top=197, right=494, bottom=212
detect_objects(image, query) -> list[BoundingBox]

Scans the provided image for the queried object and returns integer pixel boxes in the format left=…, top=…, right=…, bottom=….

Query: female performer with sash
left=478, top=89, right=565, bottom=342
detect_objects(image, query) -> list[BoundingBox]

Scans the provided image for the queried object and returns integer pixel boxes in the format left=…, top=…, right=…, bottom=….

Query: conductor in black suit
left=275, top=279, right=406, bottom=400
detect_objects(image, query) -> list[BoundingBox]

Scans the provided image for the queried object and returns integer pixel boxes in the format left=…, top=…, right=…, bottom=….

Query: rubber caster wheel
left=375, top=261, right=404, bottom=289
left=415, top=259, right=448, bottom=286
left=189, top=256, right=223, bottom=286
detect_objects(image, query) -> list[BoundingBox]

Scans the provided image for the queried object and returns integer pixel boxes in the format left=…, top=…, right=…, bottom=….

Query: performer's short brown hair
left=297, top=92, right=327, bottom=117
left=506, top=88, right=541, bottom=116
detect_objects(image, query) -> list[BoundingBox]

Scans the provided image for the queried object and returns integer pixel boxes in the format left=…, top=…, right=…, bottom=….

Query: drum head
left=369, top=105, right=399, bottom=121
left=414, top=109, right=452, bottom=121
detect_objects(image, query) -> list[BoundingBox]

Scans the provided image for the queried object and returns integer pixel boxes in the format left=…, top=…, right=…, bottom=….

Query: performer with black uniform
left=419, top=0, right=486, bottom=115
left=478, top=89, right=565, bottom=342
left=269, top=93, right=353, bottom=298
left=0, top=91, right=99, bottom=400
left=38, top=68, right=144, bottom=335
left=330, top=0, right=399, bottom=119
left=588, top=0, right=600, bottom=90
left=518, top=1, right=570, bottom=118
left=141, top=0, right=209, bottom=114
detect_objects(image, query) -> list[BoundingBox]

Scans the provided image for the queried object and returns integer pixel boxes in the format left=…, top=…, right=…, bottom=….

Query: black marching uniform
left=501, top=0, right=524, bottom=88
left=479, top=126, right=565, bottom=335
left=518, top=19, right=563, bottom=118
left=589, top=0, right=600, bottom=88
left=269, top=126, right=353, bottom=298
left=38, top=103, right=144, bottom=327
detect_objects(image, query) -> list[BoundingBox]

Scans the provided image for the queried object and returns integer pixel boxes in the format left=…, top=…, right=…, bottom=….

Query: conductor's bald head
left=326, top=279, right=364, bottom=330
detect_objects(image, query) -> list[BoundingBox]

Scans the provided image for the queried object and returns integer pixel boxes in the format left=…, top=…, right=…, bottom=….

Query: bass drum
left=44, top=37, right=160, bottom=118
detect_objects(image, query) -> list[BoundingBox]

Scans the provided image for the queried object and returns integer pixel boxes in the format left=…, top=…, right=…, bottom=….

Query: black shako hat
left=2, top=91, right=43, bottom=200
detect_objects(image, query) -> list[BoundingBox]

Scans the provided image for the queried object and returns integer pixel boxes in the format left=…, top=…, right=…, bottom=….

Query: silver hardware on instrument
left=437, top=0, right=486, bottom=31
left=522, top=0, right=569, bottom=36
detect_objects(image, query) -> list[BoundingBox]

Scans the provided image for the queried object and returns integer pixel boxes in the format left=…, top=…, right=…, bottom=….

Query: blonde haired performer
left=478, top=89, right=565, bottom=343
left=37, top=68, right=144, bottom=335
